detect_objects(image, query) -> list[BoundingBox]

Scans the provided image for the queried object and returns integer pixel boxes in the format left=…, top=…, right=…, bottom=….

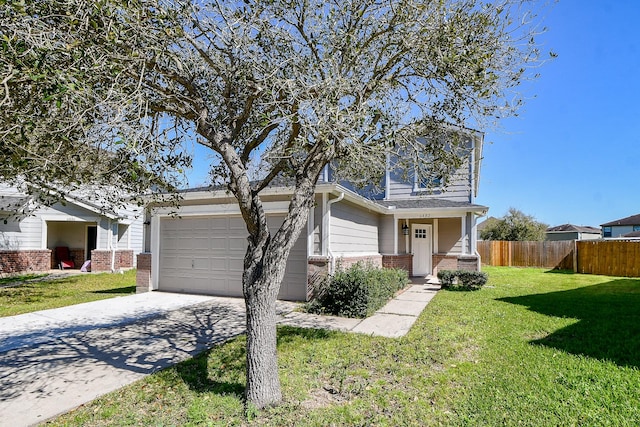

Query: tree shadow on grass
left=93, top=286, right=136, bottom=294
left=543, top=269, right=576, bottom=275
left=276, top=325, right=337, bottom=345
left=175, top=346, right=245, bottom=397
left=498, top=277, right=640, bottom=368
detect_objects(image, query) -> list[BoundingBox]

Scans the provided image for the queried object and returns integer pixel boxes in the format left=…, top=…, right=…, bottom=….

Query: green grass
left=0, top=273, right=48, bottom=287
left=49, top=267, right=640, bottom=426
left=0, top=270, right=136, bottom=317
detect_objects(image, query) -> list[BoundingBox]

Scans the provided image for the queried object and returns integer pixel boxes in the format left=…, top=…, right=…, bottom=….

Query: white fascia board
left=179, top=185, right=296, bottom=201
left=392, top=207, right=486, bottom=219
left=315, top=183, right=388, bottom=214
left=152, top=201, right=291, bottom=217
left=65, top=197, right=119, bottom=220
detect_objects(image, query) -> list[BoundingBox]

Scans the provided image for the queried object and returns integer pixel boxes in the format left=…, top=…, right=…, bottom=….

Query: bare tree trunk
left=241, top=179, right=317, bottom=409
left=243, top=265, right=283, bottom=408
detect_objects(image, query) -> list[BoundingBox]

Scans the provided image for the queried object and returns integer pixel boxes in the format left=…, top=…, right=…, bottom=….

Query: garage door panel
left=228, top=258, right=244, bottom=274
left=159, top=214, right=307, bottom=301
left=210, top=258, right=228, bottom=271
left=192, top=258, right=210, bottom=270
left=191, top=234, right=211, bottom=251
left=228, top=238, right=246, bottom=251
left=210, top=236, right=228, bottom=249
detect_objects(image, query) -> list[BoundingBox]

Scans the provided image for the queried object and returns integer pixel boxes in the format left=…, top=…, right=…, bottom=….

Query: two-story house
left=142, top=131, right=488, bottom=301
left=601, top=213, right=640, bottom=238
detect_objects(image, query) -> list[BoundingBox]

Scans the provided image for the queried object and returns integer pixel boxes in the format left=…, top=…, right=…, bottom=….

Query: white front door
left=412, top=224, right=432, bottom=277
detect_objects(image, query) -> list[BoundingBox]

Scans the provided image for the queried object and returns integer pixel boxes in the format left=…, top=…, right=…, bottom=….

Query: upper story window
left=603, top=226, right=612, bottom=237
left=413, top=173, right=443, bottom=192
left=634, top=225, right=640, bottom=232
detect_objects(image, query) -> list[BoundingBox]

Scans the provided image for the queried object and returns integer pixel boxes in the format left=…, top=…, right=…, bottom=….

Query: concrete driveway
left=0, top=292, right=251, bottom=427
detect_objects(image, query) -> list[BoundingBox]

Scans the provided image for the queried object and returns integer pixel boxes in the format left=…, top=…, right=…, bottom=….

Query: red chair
left=55, top=246, right=75, bottom=269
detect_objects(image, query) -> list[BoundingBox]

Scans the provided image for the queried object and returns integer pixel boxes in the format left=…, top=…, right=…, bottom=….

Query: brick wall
left=382, top=254, right=413, bottom=276
left=457, top=255, right=479, bottom=271
left=1, top=250, right=52, bottom=274
left=334, top=254, right=383, bottom=270
left=136, top=253, right=152, bottom=293
left=433, top=254, right=480, bottom=273
left=90, top=250, right=134, bottom=272
left=433, top=254, right=458, bottom=274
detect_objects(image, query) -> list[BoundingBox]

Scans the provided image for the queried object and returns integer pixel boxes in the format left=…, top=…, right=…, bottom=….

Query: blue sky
left=185, top=1, right=639, bottom=228
left=478, top=0, right=640, bottom=227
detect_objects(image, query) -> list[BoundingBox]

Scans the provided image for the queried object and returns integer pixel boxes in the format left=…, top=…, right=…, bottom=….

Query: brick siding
left=136, top=252, right=152, bottom=293
left=433, top=254, right=458, bottom=274
left=1, top=250, right=52, bottom=274
left=433, top=254, right=479, bottom=273
left=457, top=255, right=479, bottom=271
left=334, top=254, right=383, bottom=270
left=382, top=254, right=413, bottom=276
left=90, top=250, right=134, bottom=272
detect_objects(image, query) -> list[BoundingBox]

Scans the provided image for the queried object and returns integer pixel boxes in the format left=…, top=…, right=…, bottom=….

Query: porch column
left=433, top=219, right=439, bottom=253
left=393, top=215, right=398, bottom=255
left=461, top=214, right=468, bottom=254
left=404, top=219, right=410, bottom=254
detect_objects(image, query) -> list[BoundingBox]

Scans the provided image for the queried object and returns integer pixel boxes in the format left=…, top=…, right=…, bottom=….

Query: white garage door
left=158, top=215, right=308, bottom=301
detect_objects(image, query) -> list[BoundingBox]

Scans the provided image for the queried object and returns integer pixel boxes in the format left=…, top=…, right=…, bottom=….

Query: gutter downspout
left=108, top=219, right=116, bottom=272
left=474, top=211, right=487, bottom=271
left=326, top=192, right=345, bottom=274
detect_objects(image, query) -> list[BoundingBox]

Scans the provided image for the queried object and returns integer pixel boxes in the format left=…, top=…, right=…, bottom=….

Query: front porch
left=380, top=214, right=481, bottom=277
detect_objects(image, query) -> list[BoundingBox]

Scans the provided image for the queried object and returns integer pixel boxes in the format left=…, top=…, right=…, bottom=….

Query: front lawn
left=49, top=267, right=640, bottom=426
left=0, top=270, right=136, bottom=317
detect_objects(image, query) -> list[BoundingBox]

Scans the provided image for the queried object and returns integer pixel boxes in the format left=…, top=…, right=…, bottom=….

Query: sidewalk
left=279, top=282, right=440, bottom=338
left=0, top=281, right=439, bottom=426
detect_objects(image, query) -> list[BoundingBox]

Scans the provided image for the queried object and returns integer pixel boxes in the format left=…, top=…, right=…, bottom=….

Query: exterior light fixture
left=402, top=223, right=409, bottom=236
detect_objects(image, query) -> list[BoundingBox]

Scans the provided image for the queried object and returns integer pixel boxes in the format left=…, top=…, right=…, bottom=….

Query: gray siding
left=387, top=167, right=471, bottom=201
left=0, top=216, right=42, bottom=250
left=127, top=217, right=144, bottom=261
left=386, top=136, right=474, bottom=202
left=438, top=217, right=463, bottom=255
left=330, top=201, right=379, bottom=255
left=378, top=216, right=396, bottom=254
left=610, top=225, right=636, bottom=238
left=98, top=218, right=112, bottom=249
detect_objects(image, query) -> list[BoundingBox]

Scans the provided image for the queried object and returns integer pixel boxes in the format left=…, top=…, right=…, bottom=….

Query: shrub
left=307, top=262, right=409, bottom=318
left=437, top=269, right=488, bottom=291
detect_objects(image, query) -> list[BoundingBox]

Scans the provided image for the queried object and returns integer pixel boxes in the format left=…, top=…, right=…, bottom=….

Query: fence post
left=573, top=240, right=578, bottom=273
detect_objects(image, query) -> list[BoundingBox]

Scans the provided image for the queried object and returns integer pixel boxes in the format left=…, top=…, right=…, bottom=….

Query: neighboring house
left=545, top=224, right=601, bottom=241
left=0, top=185, right=144, bottom=274
left=476, top=216, right=499, bottom=240
left=139, top=130, right=488, bottom=301
left=600, top=213, right=640, bottom=238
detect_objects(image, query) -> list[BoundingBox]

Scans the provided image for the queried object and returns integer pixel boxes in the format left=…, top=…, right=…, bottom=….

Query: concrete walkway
left=0, top=281, right=439, bottom=427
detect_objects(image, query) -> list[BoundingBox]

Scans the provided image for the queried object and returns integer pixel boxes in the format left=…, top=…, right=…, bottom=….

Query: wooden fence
left=478, top=240, right=574, bottom=270
left=478, top=240, right=640, bottom=277
left=576, top=240, right=640, bottom=277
